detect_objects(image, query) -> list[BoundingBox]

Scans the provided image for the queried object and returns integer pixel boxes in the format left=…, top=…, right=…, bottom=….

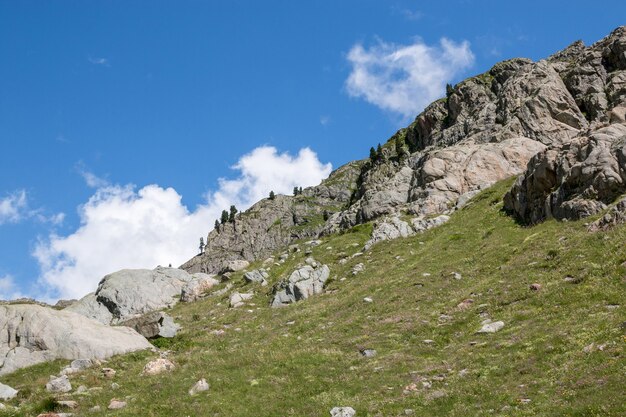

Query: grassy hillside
left=1, top=178, right=625, bottom=416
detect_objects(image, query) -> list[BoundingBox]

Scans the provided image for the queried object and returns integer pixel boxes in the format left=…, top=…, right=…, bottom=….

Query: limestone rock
left=189, top=378, right=210, bottom=395
left=271, top=262, right=330, bottom=307
left=243, top=269, right=269, bottom=286
left=46, top=375, right=72, bottom=393
left=66, top=267, right=194, bottom=324
left=180, top=273, right=220, bottom=302
left=229, top=292, right=254, bottom=308
left=108, top=399, right=127, bottom=410
left=0, top=382, right=18, bottom=400
left=477, top=320, right=505, bottom=333
left=119, top=311, right=180, bottom=339
left=221, top=260, right=250, bottom=273
left=330, top=407, right=356, bottom=417
left=588, top=195, right=626, bottom=231
left=0, top=304, right=151, bottom=376
left=364, top=216, right=414, bottom=250
left=142, top=358, right=175, bottom=375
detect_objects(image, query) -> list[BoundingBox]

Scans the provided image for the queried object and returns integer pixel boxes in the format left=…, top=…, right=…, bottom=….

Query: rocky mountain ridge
left=183, top=26, right=626, bottom=274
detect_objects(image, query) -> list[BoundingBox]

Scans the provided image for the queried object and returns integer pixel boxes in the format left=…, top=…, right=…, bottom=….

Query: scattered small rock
left=404, top=410, right=414, bottom=416
left=423, top=339, right=434, bottom=345
left=142, top=358, right=175, bottom=375
left=359, top=348, right=377, bottom=358
left=457, top=299, right=474, bottom=310
left=363, top=297, right=373, bottom=303
left=477, top=320, right=505, bottom=333
left=108, top=399, right=127, bottom=410
left=452, top=272, right=462, bottom=280
left=46, top=375, right=72, bottom=393
left=330, top=407, right=356, bottom=417
left=57, top=400, right=78, bottom=409
left=351, top=263, right=364, bottom=275
left=102, top=368, right=116, bottom=379
left=189, top=378, right=210, bottom=395
left=229, top=291, right=254, bottom=308
left=0, top=382, right=18, bottom=400
left=111, top=382, right=120, bottom=389
left=529, top=283, right=542, bottom=291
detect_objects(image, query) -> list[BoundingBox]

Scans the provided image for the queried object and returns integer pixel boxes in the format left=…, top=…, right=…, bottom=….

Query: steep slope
left=1, top=179, right=624, bottom=416
left=184, top=27, right=626, bottom=273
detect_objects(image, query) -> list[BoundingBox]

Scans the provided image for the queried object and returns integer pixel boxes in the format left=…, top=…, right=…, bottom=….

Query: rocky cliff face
left=183, top=27, right=626, bottom=272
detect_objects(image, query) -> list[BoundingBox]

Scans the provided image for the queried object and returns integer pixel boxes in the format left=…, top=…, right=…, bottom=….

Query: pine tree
left=199, top=237, right=205, bottom=254
left=229, top=205, right=238, bottom=222
left=376, top=143, right=384, bottom=161
left=369, top=146, right=376, bottom=163
left=298, top=186, right=303, bottom=194
left=293, top=186, right=299, bottom=196
left=220, top=210, right=229, bottom=224
left=214, top=220, right=220, bottom=230
left=269, top=191, right=275, bottom=200
left=446, top=83, right=454, bottom=97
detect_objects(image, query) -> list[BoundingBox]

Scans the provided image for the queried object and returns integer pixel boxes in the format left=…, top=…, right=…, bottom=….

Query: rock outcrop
left=118, top=311, right=180, bottom=339
left=0, top=304, right=151, bottom=376
left=66, top=267, right=196, bottom=325
left=271, top=260, right=330, bottom=307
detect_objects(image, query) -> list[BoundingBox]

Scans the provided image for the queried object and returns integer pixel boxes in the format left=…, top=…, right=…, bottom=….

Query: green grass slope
left=1, top=178, right=625, bottom=416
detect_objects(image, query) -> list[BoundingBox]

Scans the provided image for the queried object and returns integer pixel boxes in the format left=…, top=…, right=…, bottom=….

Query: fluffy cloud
left=345, top=37, right=474, bottom=118
left=0, top=190, right=28, bottom=224
left=0, top=190, right=64, bottom=225
left=34, top=146, right=332, bottom=300
left=0, top=275, right=24, bottom=301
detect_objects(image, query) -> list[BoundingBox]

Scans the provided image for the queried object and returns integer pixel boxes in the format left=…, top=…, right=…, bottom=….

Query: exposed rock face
left=119, top=311, right=180, bottom=339
left=66, top=267, right=194, bottom=324
left=271, top=262, right=330, bottom=307
left=0, top=304, right=151, bottom=376
left=181, top=162, right=361, bottom=274
left=588, top=195, right=626, bottom=231
left=180, top=273, right=220, bottom=303
left=0, top=382, right=18, bottom=400
left=504, top=27, right=626, bottom=223
left=243, top=269, right=269, bottom=286
left=179, top=27, right=626, bottom=267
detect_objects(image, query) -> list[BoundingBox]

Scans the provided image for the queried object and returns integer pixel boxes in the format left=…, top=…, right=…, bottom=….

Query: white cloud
left=0, top=190, right=64, bottom=226
left=88, top=56, right=109, bottom=66
left=33, top=146, right=332, bottom=300
left=0, top=275, right=24, bottom=301
left=345, top=37, right=475, bottom=118
left=0, top=190, right=28, bottom=224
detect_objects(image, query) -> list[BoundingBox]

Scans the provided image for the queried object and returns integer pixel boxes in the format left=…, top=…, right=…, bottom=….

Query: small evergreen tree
left=369, top=146, right=377, bottom=163
left=269, top=191, right=275, bottom=200
left=446, top=83, right=454, bottom=97
left=298, top=186, right=303, bottom=194
left=293, top=186, right=299, bottom=196
left=220, top=210, right=229, bottom=224
left=199, top=237, right=205, bottom=254
left=376, top=143, right=384, bottom=161
left=214, top=219, right=220, bottom=230
left=229, top=205, right=238, bottom=222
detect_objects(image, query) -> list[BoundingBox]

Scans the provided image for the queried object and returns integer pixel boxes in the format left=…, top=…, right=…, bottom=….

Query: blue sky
left=1, top=1, right=624, bottom=301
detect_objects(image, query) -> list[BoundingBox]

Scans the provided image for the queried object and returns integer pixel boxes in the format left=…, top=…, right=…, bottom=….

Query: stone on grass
left=360, top=348, right=377, bottom=358
left=229, top=292, right=254, bottom=308
left=57, top=400, right=78, bottom=409
left=0, top=382, right=18, bottom=400
left=363, top=297, right=373, bottom=303
left=271, top=262, right=330, bottom=307
left=330, top=407, right=356, bottom=417
left=102, top=368, right=116, bottom=378
left=477, top=320, right=505, bottom=333
left=108, top=399, right=127, bottom=410
left=119, top=311, right=180, bottom=339
left=181, top=273, right=220, bottom=302
left=46, top=375, right=72, bottom=393
left=244, top=269, right=269, bottom=286
left=189, top=378, right=210, bottom=395
left=142, top=358, right=175, bottom=375
left=221, top=260, right=250, bottom=273
left=529, top=283, right=542, bottom=291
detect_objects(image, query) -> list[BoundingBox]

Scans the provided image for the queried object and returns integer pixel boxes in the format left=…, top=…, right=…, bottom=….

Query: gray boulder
left=118, top=311, right=180, bottom=339
left=271, top=262, right=330, bottom=307
left=180, top=273, right=220, bottom=302
left=588, top=195, right=626, bottom=231
left=46, top=375, right=72, bottom=393
left=244, top=269, right=269, bottom=286
left=330, top=407, right=356, bottom=417
left=0, top=304, right=152, bottom=376
left=364, top=216, right=414, bottom=251
left=66, top=267, right=194, bottom=324
left=0, top=382, right=18, bottom=400
left=229, top=292, right=254, bottom=308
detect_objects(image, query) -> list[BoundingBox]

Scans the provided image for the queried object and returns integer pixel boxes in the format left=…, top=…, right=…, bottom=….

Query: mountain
left=0, top=27, right=625, bottom=417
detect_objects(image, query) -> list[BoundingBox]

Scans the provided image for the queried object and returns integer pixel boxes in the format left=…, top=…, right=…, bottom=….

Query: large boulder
left=0, top=304, right=152, bottom=376
left=118, top=311, right=180, bottom=339
left=66, top=267, right=194, bottom=324
left=0, top=382, right=18, bottom=400
left=271, top=262, right=330, bottom=307
left=180, top=273, right=220, bottom=303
